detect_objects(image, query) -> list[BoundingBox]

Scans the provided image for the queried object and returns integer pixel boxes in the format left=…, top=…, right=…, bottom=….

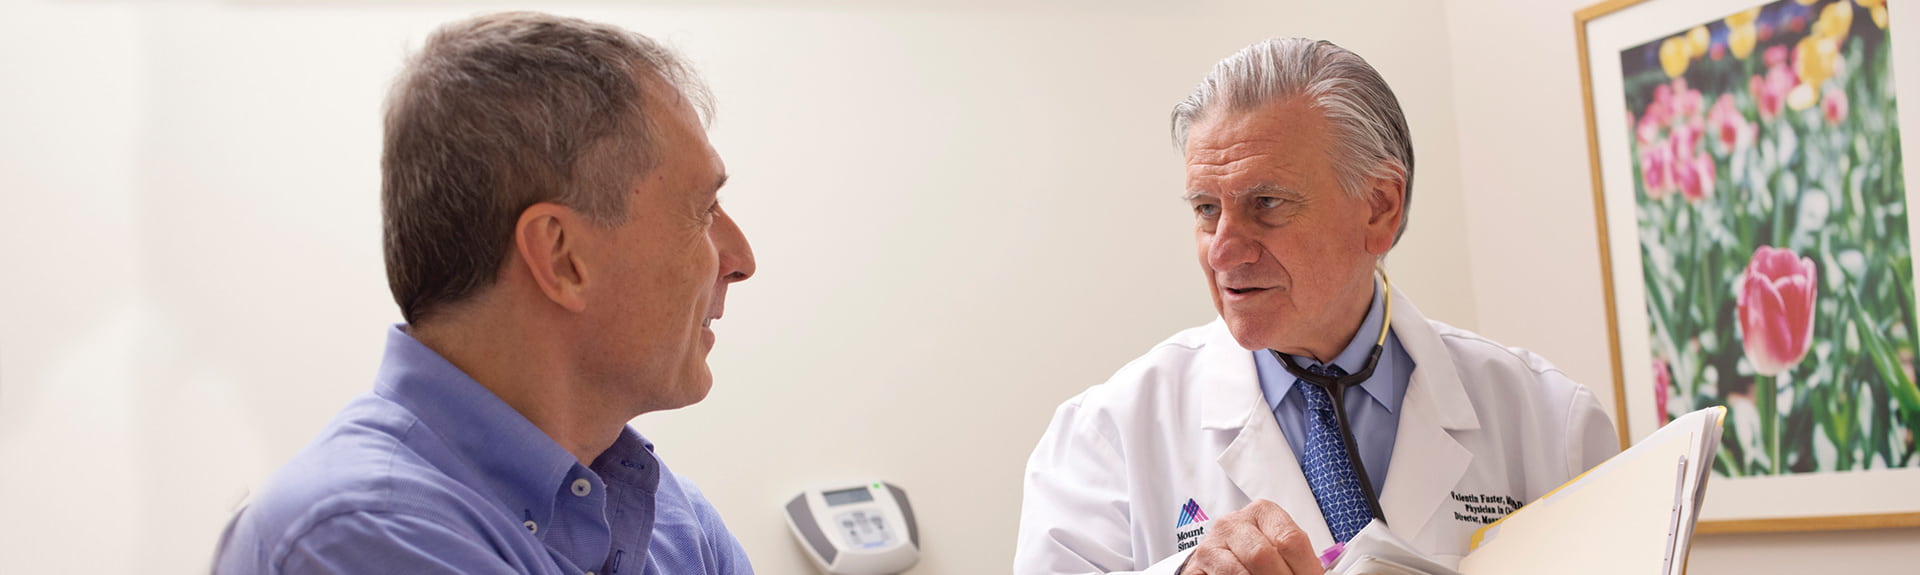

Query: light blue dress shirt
left=1253, top=283, right=1414, bottom=492
left=214, top=325, right=753, bottom=575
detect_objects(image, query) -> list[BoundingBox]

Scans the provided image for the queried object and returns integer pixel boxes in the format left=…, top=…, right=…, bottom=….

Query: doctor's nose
left=1206, top=211, right=1261, bottom=272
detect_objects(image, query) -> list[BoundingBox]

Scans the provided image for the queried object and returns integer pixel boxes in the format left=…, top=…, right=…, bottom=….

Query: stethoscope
left=1269, top=268, right=1392, bottom=526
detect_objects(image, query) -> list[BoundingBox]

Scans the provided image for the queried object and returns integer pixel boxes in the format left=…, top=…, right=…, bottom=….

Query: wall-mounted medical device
left=784, top=481, right=920, bottom=575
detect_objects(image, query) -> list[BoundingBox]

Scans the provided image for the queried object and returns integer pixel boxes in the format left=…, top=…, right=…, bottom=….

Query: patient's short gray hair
left=382, top=11, right=713, bottom=325
left=1171, top=38, right=1414, bottom=244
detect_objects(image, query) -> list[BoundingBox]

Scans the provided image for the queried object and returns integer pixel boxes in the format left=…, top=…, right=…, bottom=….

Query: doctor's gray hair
left=381, top=11, right=713, bottom=325
left=1171, top=38, right=1414, bottom=245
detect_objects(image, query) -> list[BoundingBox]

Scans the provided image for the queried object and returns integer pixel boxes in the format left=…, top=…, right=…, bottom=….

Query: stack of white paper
left=1324, top=521, right=1461, bottom=575
left=1325, top=406, right=1726, bottom=575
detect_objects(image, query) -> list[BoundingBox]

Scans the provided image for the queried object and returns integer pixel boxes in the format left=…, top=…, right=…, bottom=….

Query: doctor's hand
left=1176, top=499, right=1323, bottom=575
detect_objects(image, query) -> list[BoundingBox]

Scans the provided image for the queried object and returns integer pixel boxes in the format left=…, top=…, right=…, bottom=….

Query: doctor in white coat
left=1014, top=38, right=1619, bottom=575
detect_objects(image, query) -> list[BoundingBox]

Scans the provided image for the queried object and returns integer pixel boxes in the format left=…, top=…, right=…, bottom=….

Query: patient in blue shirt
left=216, top=327, right=751, bottom=574
left=214, top=12, right=759, bottom=574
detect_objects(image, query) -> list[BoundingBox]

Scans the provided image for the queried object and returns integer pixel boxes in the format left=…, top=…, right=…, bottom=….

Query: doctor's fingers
left=1189, top=517, right=1291, bottom=575
left=1182, top=546, right=1254, bottom=575
left=1244, top=502, right=1321, bottom=574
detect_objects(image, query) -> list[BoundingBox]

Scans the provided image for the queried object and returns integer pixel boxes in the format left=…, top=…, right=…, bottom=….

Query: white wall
left=1441, top=0, right=1920, bottom=570
left=0, top=1, right=1478, bottom=573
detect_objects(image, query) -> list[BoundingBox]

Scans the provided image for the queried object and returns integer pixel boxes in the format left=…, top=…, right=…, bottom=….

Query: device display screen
left=823, top=486, right=875, bottom=506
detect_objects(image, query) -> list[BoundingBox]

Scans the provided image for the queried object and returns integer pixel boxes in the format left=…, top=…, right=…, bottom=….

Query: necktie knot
left=1306, top=362, right=1349, bottom=379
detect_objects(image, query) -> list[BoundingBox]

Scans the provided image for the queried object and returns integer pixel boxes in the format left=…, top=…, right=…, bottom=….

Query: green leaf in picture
left=1850, top=294, right=1920, bottom=438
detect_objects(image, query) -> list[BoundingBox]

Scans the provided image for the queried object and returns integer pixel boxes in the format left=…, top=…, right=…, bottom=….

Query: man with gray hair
left=1015, top=39, right=1617, bottom=574
left=215, top=12, right=755, bottom=574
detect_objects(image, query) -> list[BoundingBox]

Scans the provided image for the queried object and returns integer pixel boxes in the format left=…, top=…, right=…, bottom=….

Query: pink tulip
left=1641, top=139, right=1675, bottom=199
left=1738, top=246, right=1818, bottom=376
left=1708, top=93, right=1747, bottom=150
left=1653, top=358, right=1673, bottom=426
left=1681, top=154, right=1715, bottom=201
left=1671, top=151, right=1697, bottom=200
left=1679, top=118, right=1705, bottom=150
left=1668, top=122, right=1693, bottom=156
left=1708, top=94, right=1736, bottom=144
left=1660, top=121, right=1714, bottom=202
left=1638, top=114, right=1664, bottom=144
left=1749, top=75, right=1772, bottom=120
left=1764, top=45, right=1790, bottom=69
left=1674, top=85, right=1705, bottom=121
left=1824, top=87, right=1849, bottom=124
left=1753, top=66, right=1796, bottom=121
left=1642, top=85, right=1673, bottom=129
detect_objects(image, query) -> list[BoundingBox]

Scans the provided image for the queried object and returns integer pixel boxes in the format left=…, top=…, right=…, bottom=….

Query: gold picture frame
left=1577, top=0, right=1920, bottom=532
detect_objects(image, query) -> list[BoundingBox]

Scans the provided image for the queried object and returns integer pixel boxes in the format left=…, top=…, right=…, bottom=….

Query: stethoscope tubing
left=1271, top=269, right=1393, bottom=527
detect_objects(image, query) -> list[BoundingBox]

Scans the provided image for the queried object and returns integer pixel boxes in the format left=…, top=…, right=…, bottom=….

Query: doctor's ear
left=514, top=202, right=591, bottom=313
left=1363, top=170, right=1407, bottom=255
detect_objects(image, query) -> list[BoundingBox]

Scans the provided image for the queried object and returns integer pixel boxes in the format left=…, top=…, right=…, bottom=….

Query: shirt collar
left=1263, top=281, right=1405, bottom=412
left=370, top=324, right=586, bottom=536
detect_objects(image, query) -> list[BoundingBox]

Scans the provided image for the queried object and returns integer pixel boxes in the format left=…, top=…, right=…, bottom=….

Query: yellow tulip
left=1687, top=26, right=1711, bottom=58
left=1873, top=5, right=1889, bottom=29
left=1727, top=7, right=1762, bottom=28
left=1795, top=0, right=1818, bottom=5
left=1661, top=36, right=1692, bottom=78
left=1856, top=0, right=1884, bottom=9
left=1729, top=24, right=1757, bottom=59
left=1789, top=36, right=1835, bottom=101
left=1815, top=2, right=1854, bottom=40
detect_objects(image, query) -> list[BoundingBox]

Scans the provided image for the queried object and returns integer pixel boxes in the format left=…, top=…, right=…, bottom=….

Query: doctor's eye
left=1254, top=196, right=1285, bottom=210
left=1192, top=203, right=1220, bottom=218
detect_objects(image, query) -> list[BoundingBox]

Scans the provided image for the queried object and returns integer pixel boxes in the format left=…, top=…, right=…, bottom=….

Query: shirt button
left=523, top=520, right=538, bottom=534
left=571, top=478, right=592, bottom=497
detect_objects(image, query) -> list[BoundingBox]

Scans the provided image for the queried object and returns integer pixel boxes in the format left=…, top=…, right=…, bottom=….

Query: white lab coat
left=1014, top=287, right=1618, bottom=574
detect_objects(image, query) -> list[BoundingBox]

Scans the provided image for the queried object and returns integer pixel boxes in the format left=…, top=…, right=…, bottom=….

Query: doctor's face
left=1183, top=98, right=1397, bottom=358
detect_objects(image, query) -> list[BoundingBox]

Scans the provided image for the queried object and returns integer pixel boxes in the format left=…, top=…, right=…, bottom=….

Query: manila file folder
left=1455, top=406, right=1727, bottom=575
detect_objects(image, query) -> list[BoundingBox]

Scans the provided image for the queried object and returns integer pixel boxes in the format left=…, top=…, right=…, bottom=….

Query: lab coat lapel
left=1377, top=288, right=1481, bottom=543
left=1196, top=320, right=1337, bottom=551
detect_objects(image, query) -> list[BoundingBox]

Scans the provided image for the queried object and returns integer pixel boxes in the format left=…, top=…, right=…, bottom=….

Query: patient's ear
left=515, top=203, right=590, bottom=313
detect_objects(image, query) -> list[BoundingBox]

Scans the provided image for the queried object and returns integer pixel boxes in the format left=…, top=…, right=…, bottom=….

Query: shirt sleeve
left=678, top=478, right=756, bottom=575
left=275, top=511, right=519, bottom=575
left=1015, top=396, right=1148, bottom=575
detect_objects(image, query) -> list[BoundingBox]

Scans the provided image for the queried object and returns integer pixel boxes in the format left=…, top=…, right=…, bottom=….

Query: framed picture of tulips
left=1579, top=0, right=1920, bottom=532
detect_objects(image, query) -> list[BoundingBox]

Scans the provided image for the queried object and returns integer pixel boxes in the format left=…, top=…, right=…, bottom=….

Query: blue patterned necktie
left=1296, top=363, right=1374, bottom=542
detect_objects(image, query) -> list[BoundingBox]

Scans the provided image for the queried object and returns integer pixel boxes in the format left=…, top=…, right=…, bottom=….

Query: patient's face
left=579, top=87, right=756, bottom=413
left=1183, top=98, right=1382, bottom=357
